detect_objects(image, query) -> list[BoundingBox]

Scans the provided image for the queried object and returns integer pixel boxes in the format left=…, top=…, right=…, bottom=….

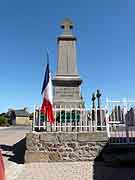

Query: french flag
left=40, top=54, right=54, bottom=124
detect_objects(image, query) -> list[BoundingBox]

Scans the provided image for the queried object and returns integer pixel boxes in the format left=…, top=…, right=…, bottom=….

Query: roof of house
left=8, top=108, right=30, bottom=117
left=15, top=109, right=30, bottom=117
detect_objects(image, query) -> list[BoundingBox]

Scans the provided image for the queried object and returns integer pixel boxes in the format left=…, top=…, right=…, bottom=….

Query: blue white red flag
left=40, top=54, right=54, bottom=123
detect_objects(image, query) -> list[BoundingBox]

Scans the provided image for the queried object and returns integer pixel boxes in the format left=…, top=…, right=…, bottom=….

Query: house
left=8, top=108, right=32, bottom=125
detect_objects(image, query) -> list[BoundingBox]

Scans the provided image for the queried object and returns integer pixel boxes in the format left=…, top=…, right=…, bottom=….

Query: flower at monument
left=40, top=54, right=54, bottom=124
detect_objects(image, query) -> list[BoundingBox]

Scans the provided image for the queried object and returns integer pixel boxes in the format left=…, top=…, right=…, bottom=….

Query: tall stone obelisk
left=52, top=18, right=84, bottom=107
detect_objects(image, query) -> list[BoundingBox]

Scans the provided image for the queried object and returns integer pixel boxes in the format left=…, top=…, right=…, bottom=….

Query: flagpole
left=46, top=50, right=49, bottom=65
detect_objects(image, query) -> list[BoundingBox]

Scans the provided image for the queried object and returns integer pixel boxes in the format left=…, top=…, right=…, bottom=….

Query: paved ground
left=1, top=126, right=135, bottom=180
left=0, top=126, right=30, bottom=179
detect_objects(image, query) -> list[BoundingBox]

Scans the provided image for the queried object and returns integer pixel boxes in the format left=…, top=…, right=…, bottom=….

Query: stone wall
left=25, top=132, right=108, bottom=162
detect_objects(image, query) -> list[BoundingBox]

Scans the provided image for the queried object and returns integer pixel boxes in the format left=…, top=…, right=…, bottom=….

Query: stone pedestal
left=53, top=76, right=83, bottom=107
left=25, top=132, right=108, bottom=162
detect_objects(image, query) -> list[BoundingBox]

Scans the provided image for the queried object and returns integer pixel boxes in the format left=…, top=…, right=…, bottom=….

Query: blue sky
left=0, top=0, right=134, bottom=112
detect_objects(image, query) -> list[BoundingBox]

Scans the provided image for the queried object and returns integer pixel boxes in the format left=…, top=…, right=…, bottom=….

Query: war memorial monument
left=52, top=18, right=84, bottom=107
left=25, top=19, right=108, bottom=163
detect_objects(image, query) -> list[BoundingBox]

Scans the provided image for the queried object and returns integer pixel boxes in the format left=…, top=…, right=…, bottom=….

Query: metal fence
left=32, top=106, right=107, bottom=132
left=106, top=99, right=135, bottom=144
left=32, top=99, right=135, bottom=144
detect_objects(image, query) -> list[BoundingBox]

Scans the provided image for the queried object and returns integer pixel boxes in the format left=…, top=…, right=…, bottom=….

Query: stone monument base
left=25, top=132, right=107, bottom=162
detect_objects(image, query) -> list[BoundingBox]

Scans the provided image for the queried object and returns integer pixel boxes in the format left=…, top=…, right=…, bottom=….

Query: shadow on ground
left=93, top=141, right=135, bottom=180
left=93, top=160, right=135, bottom=180
left=1, top=138, right=26, bottom=164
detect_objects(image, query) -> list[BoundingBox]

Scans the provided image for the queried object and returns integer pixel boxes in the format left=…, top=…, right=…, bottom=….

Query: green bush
left=0, top=116, right=8, bottom=126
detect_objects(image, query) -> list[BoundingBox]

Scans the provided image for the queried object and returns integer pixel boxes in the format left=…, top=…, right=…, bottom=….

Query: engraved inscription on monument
left=52, top=18, right=84, bottom=107
left=55, top=87, right=80, bottom=98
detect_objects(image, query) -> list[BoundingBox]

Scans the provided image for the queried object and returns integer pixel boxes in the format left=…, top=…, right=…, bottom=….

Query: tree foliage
left=0, top=115, right=8, bottom=126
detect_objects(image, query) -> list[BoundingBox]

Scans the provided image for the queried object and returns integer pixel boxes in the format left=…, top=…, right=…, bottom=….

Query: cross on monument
left=61, top=18, right=73, bottom=32
left=92, top=93, right=96, bottom=109
left=96, top=89, right=102, bottom=108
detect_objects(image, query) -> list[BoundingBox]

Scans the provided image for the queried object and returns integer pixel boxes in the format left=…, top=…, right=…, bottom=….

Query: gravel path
left=17, top=162, right=92, bottom=180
